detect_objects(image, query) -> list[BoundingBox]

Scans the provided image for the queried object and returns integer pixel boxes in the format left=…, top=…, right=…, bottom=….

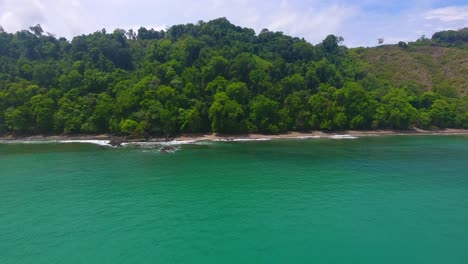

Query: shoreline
left=1, top=129, right=467, bottom=144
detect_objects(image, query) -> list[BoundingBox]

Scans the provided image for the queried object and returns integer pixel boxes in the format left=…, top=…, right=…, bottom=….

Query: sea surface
left=1, top=136, right=468, bottom=263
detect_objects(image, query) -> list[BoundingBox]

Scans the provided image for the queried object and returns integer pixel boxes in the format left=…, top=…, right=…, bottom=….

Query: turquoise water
left=1, top=136, right=468, bottom=263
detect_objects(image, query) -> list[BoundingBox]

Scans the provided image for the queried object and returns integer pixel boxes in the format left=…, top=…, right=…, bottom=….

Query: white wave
left=158, top=146, right=181, bottom=153
left=0, top=140, right=56, bottom=144
left=124, top=140, right=201, bottom=147
left=57, top=140, right=111, bottom=146
left=0, top=139, right=112, bottom=146
left=233, top=138, right=271, bottom=142
left=212, top=139, right=230, bottom=142
left=213, top=138, right=272, bottom=142
left=158, top=139, right=201, bottom=145
left=121, top=142, right=182, bottom=153
left=330, top=134, right=358, bottom=139
left=297, top=136, right=322, bottom=139
left=121, top=142, right=152, bottom=148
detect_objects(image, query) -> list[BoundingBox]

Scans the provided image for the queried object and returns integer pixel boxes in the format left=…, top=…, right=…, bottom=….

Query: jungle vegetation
left=0, top=19, right=466, bottom=136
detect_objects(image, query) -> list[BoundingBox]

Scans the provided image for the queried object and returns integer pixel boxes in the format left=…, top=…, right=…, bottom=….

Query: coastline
left=1, top=129, right=467, bottom=144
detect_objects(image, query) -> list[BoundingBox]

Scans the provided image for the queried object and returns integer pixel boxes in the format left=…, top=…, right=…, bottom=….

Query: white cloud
left=425, top=6, right=468, bottom=22
left=265, top=4, right=358, bottom=42
left=0, top=0, right=91, bottom=37
left=339, top=3, right=468, bottom=47
left=191, top=0, right=357, bottom=43
left=0, top=0, right=46, bottom=32
left=0, top=0, right=356, bottom=43
left=0, top=0, right=467, bottom=47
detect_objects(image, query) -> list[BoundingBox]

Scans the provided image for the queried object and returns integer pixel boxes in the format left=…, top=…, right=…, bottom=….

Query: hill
left=356, top=45, right=468, bottom=97
left=0, top=18, right=466, bottom=136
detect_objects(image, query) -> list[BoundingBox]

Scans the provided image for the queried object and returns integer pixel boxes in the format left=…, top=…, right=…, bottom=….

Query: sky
left=0, top=0, right=467, bottom=47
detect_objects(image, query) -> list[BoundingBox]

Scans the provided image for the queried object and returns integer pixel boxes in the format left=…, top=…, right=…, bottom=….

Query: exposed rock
left=109, top=137, right=124, bottom=147
left=160, top=146, right=176, bottom=153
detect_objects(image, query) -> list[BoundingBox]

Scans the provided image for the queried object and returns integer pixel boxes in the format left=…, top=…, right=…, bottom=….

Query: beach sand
left=1, top=129, right=467, bottom=145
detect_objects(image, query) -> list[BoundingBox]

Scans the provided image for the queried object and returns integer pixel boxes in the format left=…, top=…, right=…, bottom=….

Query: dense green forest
left=0, top=19, right=466, bottom=137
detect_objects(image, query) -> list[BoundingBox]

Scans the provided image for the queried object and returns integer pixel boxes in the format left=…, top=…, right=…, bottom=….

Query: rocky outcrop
left=109, top=137, right=125, bottom=147
left=160, top=146, right=176, bottom=153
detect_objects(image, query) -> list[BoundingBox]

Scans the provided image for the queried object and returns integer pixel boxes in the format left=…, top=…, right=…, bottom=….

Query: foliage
left=0, top=19, right=466, bottom=136
left=431, top=28, right=468, bottom=48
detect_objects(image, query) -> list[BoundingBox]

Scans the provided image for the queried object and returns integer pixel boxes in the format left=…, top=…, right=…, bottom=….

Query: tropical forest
left=0, top=18, right=467, bottom=137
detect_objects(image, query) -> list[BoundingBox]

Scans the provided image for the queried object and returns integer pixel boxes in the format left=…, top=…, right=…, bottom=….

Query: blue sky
left=0, top=0, right=467, bottom=47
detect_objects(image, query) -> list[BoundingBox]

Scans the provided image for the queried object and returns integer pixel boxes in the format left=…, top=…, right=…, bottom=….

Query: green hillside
left=357, top=44, right=468, bottom=97
left=0, top=19, right=466, bottom=136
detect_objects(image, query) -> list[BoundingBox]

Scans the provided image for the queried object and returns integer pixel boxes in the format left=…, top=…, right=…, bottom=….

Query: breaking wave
left=57, top=140, right=111, bottom=146
left=0, top=139, right=111, bottom=146
left=330, top=134, right=358, bottom=139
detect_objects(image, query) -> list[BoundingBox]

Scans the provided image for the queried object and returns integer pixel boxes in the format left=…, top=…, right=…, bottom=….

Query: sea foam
left=0, top=139, right=112, bottom=146
left=330, top=134, right=358, bottom=139
left=57, top=140, right=111, bottom=146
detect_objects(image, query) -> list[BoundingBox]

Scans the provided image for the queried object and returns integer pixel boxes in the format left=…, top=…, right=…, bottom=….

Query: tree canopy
left=0, top=19, right=466, bottom=136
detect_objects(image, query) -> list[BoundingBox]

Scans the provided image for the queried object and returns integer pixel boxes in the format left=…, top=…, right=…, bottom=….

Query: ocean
left=1, top=135, right=467, bottom=263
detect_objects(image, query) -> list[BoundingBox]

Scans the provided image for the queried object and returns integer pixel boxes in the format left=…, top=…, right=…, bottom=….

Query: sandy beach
left=1, top=129, right=467, bottom=144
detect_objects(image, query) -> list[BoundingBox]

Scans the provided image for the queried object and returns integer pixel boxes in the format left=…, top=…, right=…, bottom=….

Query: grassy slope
left=356, top=45, right=468, bottom=97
